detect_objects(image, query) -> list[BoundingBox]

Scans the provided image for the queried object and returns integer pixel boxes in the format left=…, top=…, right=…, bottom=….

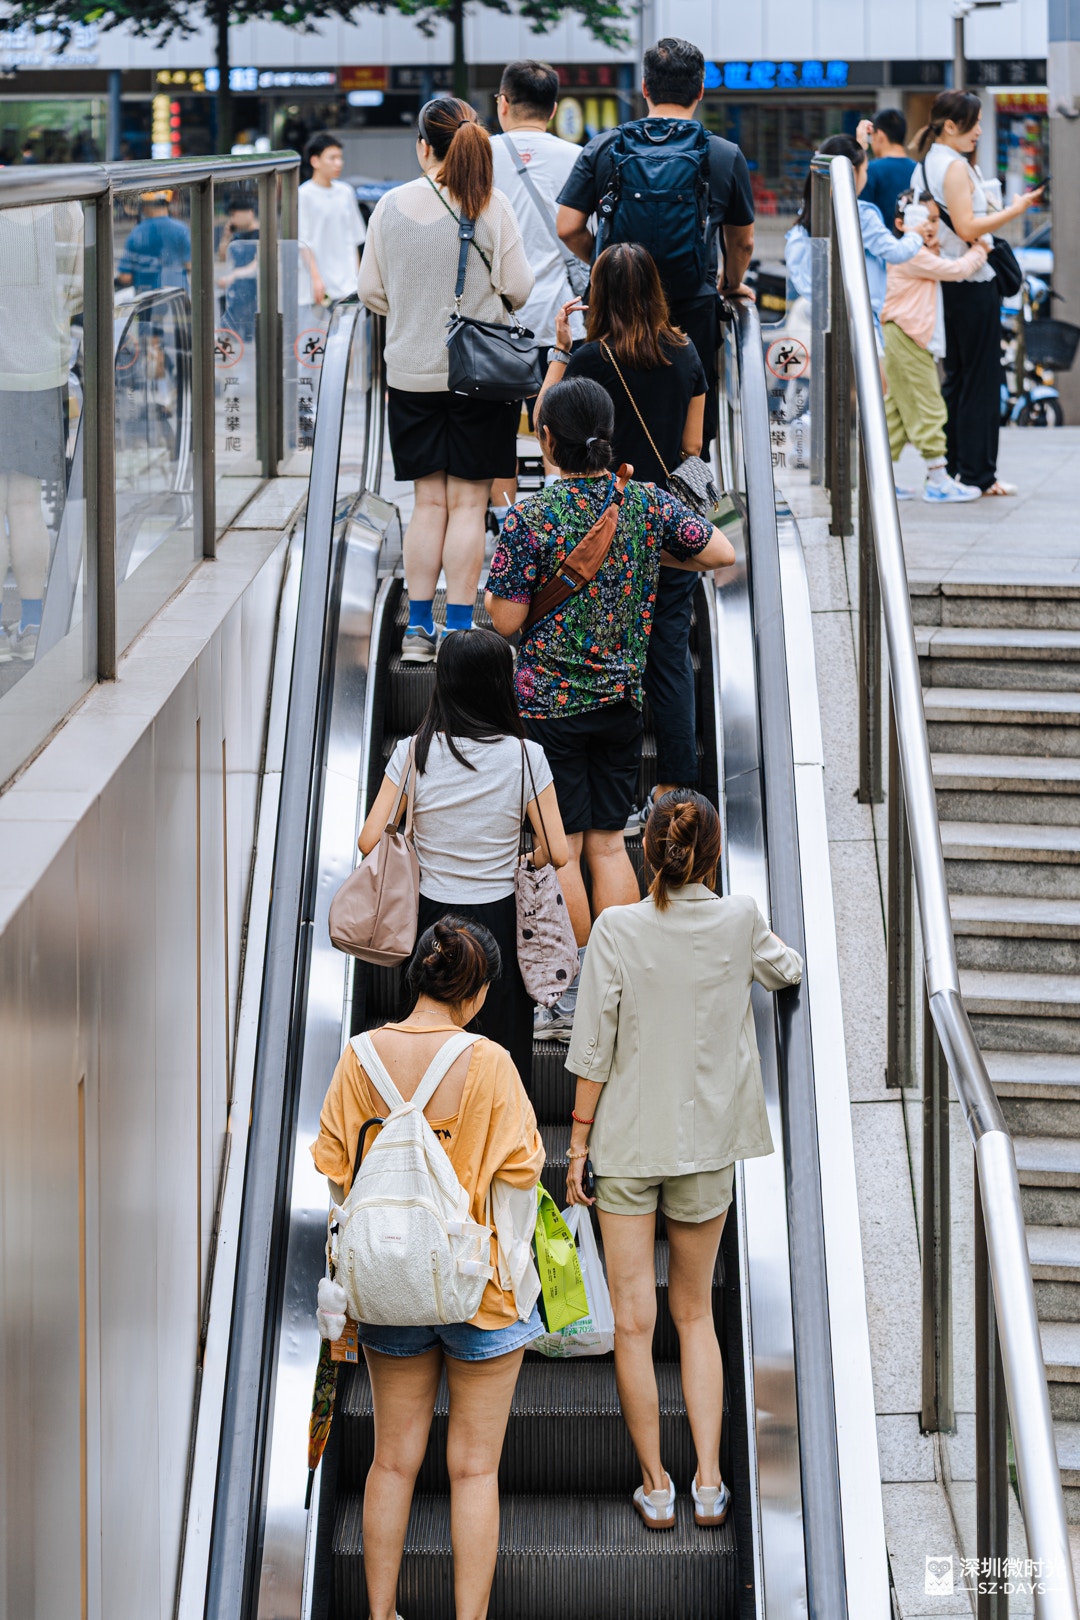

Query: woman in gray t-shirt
left=358, top=627, right=567, bottom=1083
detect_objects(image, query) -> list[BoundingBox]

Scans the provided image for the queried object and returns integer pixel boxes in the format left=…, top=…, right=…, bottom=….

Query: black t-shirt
left=557, top=120, right=755, bottom=299
left=564, top=336, right=707, bottom=487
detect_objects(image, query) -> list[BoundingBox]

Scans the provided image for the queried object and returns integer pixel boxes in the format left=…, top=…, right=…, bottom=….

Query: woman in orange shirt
left=312, top=916, right=545, bottom=1620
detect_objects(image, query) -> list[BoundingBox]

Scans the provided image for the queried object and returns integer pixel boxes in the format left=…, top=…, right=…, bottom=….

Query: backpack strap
left=410, top=1030, right=479, bottom=1115
left=349, top=1030, right=406, bottom=1112
left=499, top=132, right=582, bottom=286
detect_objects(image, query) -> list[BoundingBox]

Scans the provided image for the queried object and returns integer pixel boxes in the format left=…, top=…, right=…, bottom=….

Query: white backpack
left=328, top=1030, right=494, bottom=1327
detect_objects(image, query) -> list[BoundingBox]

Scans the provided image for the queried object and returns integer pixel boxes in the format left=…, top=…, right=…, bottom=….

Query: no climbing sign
left=765, top=336, right=810, bottom=379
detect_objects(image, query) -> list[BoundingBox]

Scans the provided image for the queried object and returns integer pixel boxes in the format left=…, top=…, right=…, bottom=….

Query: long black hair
left=795, top=132, right=867, bottom=226
left=414, top=625, right=523, bottom=773
left=536, top=376, right=615, bottom=475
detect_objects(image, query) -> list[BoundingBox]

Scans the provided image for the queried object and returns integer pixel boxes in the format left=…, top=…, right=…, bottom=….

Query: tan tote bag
left=329, top=741, right=420, bottom=964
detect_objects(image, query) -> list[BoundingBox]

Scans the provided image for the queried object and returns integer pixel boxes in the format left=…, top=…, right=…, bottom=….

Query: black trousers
left=644, top=568, right=699, bottom=788
left=670, top=292, right=719, bottom=447
left=414, top=892, right=533, bottom=1089
left=941, top=278, right=1002, bottom=492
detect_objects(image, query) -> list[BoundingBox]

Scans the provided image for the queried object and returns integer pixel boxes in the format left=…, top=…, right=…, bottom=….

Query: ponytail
left=643, top=791, right=722, bottom=910
left=912, top=89, right=981, bottom=159
left=418, top=96, right=493, bottom=219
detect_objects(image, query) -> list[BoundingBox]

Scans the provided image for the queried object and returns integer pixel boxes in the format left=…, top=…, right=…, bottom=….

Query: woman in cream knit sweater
left=359, top=97, right=533, bottom=662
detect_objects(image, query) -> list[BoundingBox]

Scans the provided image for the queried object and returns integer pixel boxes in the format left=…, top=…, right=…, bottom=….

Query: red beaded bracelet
left=571, top=1110, right=596, bottom=1125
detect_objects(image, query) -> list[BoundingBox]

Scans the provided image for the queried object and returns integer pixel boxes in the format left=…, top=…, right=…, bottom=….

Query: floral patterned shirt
left=486, top=476, right=711, bottom=719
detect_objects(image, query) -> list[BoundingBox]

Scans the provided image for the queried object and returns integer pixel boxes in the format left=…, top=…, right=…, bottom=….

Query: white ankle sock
left=926, top=461, right=948, bottom=487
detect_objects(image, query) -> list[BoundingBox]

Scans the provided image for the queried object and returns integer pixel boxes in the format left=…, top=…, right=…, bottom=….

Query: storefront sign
left=390, top=65, right=453, bottom=91
left=554, top=64, right=624, bottom=89
left=0, top=20, right=99, bottom=68
left=705, top=59, right=851, bottom=91
left=341, top=65, right=388, bottom=91
left=157, top=69, right=207, bottom=93
left=555, top=98, right=585, bottom=142
left=204, top=66, right=335, bottom=92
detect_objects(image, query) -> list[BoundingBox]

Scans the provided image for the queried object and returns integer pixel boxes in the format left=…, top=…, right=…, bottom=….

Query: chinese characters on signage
left=705, top=59, right=850, bottom=91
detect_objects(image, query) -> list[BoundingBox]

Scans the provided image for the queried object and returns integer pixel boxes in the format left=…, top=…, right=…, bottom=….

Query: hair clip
left=585, top=435, right=598, bottom=446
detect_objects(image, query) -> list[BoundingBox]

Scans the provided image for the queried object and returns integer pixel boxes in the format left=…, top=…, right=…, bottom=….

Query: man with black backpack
left=556, top=37, right=755, bottom=445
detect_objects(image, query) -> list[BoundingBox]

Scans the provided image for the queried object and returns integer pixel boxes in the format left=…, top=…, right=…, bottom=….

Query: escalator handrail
left=204, top=302, right=362, bottom=1620
left=827, top=154, right=1076, bottom=1618
left=725, top=300, right=850, bottom=1618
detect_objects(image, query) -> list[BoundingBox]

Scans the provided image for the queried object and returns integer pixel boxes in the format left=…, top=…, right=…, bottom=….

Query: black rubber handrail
left=732, top=299, right=849, bottom=1617
left=205, top=302, right=361, bottom=1620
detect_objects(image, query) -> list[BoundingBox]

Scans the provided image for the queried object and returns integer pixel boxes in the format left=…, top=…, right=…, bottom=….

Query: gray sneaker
left=400, top=625, right=438, bottom=663
left=0, top=627, right=12, bottom=664
left=10, top=623, right=38, bottom=662
left=533, top=1002, right=575, bottom=1041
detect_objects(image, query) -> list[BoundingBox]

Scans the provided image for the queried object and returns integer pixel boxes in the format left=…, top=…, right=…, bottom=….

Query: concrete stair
left=917, top=577, right=1080, bottom=1521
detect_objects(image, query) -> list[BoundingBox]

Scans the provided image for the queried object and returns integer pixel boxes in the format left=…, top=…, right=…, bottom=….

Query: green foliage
left=2, top=0, right=630, bottom=45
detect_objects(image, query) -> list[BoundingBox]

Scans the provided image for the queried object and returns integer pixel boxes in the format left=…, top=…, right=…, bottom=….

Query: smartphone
left=1038, top=174, right=1050, bottom=202
left=582, top=1157, right=596, bottom=1201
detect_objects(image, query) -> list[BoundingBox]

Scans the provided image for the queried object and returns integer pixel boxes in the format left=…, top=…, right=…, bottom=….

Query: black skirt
left=0, top=386, right=66, bottom=483
left=387, top=386, right=519, bottom=483
left=413, top=891, right=533, bottom=1090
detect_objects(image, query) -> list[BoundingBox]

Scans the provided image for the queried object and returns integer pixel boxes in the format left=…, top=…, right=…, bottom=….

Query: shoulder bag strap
left=599, top=339, right=671, bottom=483
left=427, top=174, right=516, bottom=318
left=520, top=740, right=554, bottom=855
left=521, top=464, right=632, bottom=635
left=411, top=1030, right=480, bottom=1114
left=499, top=132, right=580, bottom=277
left=349, top=1030, right=406, bottom=1112
left=385, top=736, right=417, bottom=839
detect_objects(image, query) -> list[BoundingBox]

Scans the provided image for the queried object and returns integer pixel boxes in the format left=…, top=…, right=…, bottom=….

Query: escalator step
left=332, top=1492, right=736, bottom=1619
left=338, top=1361, right=715, bottom=1495
left=393, top=588, right=492, bottom=630
left=386, top=658, right=438, bottom=732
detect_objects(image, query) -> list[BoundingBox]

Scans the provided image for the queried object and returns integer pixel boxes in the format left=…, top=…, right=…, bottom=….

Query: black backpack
left=596, top=118, right=713, bottom=302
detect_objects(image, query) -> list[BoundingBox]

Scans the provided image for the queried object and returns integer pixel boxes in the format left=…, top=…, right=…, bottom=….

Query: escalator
left=197, top=297, right=865, bottom=1620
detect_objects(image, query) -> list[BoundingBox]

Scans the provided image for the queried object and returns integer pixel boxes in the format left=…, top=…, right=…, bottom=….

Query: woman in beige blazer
left=565, top=791, right=802, bottom=1532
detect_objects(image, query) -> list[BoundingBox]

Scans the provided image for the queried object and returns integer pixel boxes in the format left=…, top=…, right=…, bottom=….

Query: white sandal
left=632, top=1472, right=676, bottom=1530
left=692, top=1475, right=731, bottom=1527
left=983, top=480, right=1018, bottom=496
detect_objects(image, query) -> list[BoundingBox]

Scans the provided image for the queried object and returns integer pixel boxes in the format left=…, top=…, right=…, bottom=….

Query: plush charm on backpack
left=597, top=117, right=713, bottom=303
left=328, top=1030, right=494, bottom=1326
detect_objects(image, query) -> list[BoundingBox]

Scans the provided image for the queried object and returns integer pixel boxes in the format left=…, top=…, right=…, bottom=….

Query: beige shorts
left=594, top=1164, right=734, bottom=1224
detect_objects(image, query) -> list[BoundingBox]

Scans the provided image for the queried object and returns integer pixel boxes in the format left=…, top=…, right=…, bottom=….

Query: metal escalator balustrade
left=820, top=152, right=1079, bottom=1617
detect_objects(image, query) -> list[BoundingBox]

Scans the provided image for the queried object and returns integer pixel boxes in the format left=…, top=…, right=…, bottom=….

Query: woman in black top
left=536, top=245, right=708, bottom=814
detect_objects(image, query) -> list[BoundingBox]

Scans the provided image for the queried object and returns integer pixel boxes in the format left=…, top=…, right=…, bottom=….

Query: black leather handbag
left=442, top=209, right=545, bottom=402
left=933, top=197, right=1024, bottom=298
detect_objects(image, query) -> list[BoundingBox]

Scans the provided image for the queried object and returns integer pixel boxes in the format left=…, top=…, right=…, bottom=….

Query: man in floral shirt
left=485, top=377, right=733, bottom=1034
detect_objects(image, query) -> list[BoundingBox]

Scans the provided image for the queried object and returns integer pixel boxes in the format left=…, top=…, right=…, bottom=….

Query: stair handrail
left=826, top=152, right=1076, bottom=1619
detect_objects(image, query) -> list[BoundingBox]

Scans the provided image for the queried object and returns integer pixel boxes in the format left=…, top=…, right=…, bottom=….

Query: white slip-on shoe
left=692, top=1475, right=731, bottom=1527
left=632, top=1473, right=676, bottom=1530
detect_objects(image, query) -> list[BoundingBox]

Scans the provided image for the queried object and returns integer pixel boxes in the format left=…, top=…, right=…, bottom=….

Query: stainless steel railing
left=0, top=152, right=300, bottom=785
left=820, top=152, right=1076, bottom=1619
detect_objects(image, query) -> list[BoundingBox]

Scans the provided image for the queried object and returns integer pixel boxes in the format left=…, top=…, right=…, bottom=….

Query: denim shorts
left=357, top=1303, right=544, bottom=1362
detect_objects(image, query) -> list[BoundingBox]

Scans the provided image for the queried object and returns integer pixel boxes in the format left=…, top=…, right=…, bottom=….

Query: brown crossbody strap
left=600, top=339, right=671, bottom=483
left=521, top=464, right=632, bottom=635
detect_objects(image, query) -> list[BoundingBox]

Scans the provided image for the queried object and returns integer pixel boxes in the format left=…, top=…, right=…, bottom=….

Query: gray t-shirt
left=386, top=733, right=554, bottom=903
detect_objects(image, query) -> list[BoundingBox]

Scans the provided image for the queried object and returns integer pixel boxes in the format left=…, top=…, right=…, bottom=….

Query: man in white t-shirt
left=298, top=132, right=367, bottom=305
left=490, top=60, right=586, bottom=513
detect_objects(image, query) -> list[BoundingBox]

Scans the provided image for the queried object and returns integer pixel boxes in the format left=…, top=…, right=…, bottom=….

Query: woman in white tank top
left=910, top=90, right=1043, bottom=496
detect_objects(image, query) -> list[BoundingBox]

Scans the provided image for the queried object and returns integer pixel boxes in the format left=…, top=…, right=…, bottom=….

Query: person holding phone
left=911, top=89, right=1044, bottom=495
left=563, top=792, right=802, bottom=1530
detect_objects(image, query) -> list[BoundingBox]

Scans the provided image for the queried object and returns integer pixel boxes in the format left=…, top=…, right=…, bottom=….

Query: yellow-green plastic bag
left=534, top=1186, right=589, bottom=1332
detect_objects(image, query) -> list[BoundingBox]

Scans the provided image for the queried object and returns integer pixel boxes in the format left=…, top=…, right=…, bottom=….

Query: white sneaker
left=691, top=1476, right=731, bottom=1527
left=533, top=1002, right=575, bottom=1041
left=923, top=474, right=981, bottom=504
left=893, top=483, right=919, bottom=502
left=0, top=627, right=12, bottom=663
left=633, top=1473, right=676, bottom=1530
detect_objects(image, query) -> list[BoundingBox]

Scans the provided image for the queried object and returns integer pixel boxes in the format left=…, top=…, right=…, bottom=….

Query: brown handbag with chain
left=521, top=463, right=633, bottom=635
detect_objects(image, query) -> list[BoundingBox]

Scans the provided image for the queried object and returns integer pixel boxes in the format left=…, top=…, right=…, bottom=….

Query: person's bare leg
left=7, top=472, right=50, bottom=600
left=489, top=474, right=517, bottom=507
left=402, top=472, right=449, bottom=602
left=442, top=476, right=490, bottom=611
left=597, top=1207, right=667, bottom=1494
left=558, top=830, right=591, bottom=945
left=583, top=827, right=641, bottom=917
left=444, top=1347, right=525, bottom=1620
left=667, top=1211, right=727, bottom=1488
left=362, top=1346, right=442, bottom=1620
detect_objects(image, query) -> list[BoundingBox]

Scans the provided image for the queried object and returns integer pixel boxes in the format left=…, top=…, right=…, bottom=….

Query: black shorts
left=387, top=386, right=519, bottom=483
left=523, top=701, right=643, bottom=836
